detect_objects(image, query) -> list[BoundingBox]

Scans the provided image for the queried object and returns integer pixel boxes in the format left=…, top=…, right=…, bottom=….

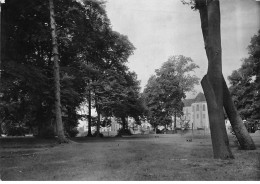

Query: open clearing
left=0, top=132, right=260, bottom=181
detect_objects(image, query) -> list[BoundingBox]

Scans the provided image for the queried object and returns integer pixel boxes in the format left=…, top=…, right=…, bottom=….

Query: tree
left=104, top=70, right=144, bottom=132
left=228, top=30, right=260, bottom=121
left=249, top=30, right=260, bottom=120
left=49, top=0, right=67, bottom=143
left=228, top=58, right=256, bottom=120
left=0, top=0, right=135, bottom=138
left=143, top=55, right=199, bottom=130
left=182, top=0, right=255, bottom=158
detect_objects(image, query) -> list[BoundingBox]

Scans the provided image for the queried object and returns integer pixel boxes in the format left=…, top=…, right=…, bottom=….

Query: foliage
left=228, top=30, right=260, bottom=120
left=143, top=55, right=199, bottom=128
left=1, top=0, right=141, bottom=136
left=65, top=127, right=79, bottom=138
left=93, top=131, right=104, bottom=137
left=37, top=126, right=56, bottom=138
left=117, top=128, right=132, bottom=136
left=2, top=120, right=27, bottom=136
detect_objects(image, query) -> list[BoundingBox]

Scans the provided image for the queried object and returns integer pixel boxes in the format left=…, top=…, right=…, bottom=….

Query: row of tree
left=0, top=0, right=145, bottom=140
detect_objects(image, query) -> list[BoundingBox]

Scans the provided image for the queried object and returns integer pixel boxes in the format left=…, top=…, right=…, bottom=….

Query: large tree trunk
left=197, top=0, right=255, bottom=151
left=198, top=0, right=233, bottom=159
left=0, top=2, right=2, bottom=99
left=49, top=0, right=67, bottom=143
left=0, top=2, right=4, bottom=137
left=201, top=76, right=233, bottom=158
left=222, top=77, right=256, bottom=149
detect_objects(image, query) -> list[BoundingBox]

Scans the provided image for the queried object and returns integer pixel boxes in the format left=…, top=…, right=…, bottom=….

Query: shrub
left=38, top=126, right=56, bottom=138
left=66, top=128, right=79, bottom=138
left=6, top=126, right=26, bottom=136
left=156, top=128, right=162, bottom=134
left=2, top=120, right=27, bottom=136
left=117, top=128, right=132, bottom=136
left=93, top=131, right=104, bottom=137
left=183, top=122, right=190, bottom=130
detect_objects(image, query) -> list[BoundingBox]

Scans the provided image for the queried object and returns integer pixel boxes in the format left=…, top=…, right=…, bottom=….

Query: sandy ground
left=0, top=131, right=260, bottom=181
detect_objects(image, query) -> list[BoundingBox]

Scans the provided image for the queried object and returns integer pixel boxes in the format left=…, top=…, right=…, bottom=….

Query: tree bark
left=197, top=0, right=233, bottom=159
left=201, top=75, right=233, bottom=159
left=222, top=77, right=256, bottom=149
left=49, top=0, right=67, bottom=143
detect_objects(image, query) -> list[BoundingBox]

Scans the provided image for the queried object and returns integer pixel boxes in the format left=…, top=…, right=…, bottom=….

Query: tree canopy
left=143, top=55, right=199, bottom=129
left=0, top=0, right=143, bottom=137
left=228, top=30, right=260, bottom=121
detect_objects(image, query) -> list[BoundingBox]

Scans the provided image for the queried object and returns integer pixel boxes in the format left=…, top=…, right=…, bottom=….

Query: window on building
left=203, top=104, right=205, bottom=111
left=197, top=114, right=199, bottom=119
left=192, top=106, right=195, bottom=112
left=196, top=104, right=199, bottom=111
left=203, top=114, right=205, bottom=119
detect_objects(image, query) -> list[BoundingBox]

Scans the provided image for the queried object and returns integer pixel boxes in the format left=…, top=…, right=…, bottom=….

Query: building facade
left=182, top=93, right=209, bottom=130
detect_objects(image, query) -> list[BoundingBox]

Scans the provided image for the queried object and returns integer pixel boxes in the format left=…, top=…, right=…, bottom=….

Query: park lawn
left=0, top=132, right=260, bottom=181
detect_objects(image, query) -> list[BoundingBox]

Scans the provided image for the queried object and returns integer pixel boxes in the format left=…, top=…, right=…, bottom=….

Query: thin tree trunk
left=94, top=88, right=101, bottom=136
left=96, top=108, right=101, bottom=137
left=121, top=117, right=126, bottom=130
left=126, top=117, right=128, bottom=129
left=49, top=0, right=67, bottom=143
left=87, top=90, right=92, bottom=137
left=222, top=77, right=256, bottom=149
left=174, top=111, right=177, bottom=132
left=198, top=0, right=233, bottom=159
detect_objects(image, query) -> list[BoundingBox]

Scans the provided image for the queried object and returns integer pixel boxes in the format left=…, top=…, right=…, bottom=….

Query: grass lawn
left=0, top=132, right=260, bottom=181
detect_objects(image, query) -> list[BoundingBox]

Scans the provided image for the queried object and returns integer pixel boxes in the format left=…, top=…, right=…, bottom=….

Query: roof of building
left=183, top=98, right=195, bottom=107
left=183, top=92, right=206, bottom=107
left=194, top=92, right=206, bottom=102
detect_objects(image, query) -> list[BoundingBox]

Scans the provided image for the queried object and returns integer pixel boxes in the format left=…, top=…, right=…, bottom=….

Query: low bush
left=6, top=126, right=26, bottom=136
left=156, top=128, right=163, bottom=134
left=117, top=128, right=132, bottom=136
left=93, top=131, right=104, bottom=137
left=38, top=126, right=56, bottom=138
left=66, top=128, right=79, bottom=138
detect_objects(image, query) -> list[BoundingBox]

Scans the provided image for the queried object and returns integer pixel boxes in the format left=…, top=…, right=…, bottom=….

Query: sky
left=105, top=0, right=260, bottom=98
